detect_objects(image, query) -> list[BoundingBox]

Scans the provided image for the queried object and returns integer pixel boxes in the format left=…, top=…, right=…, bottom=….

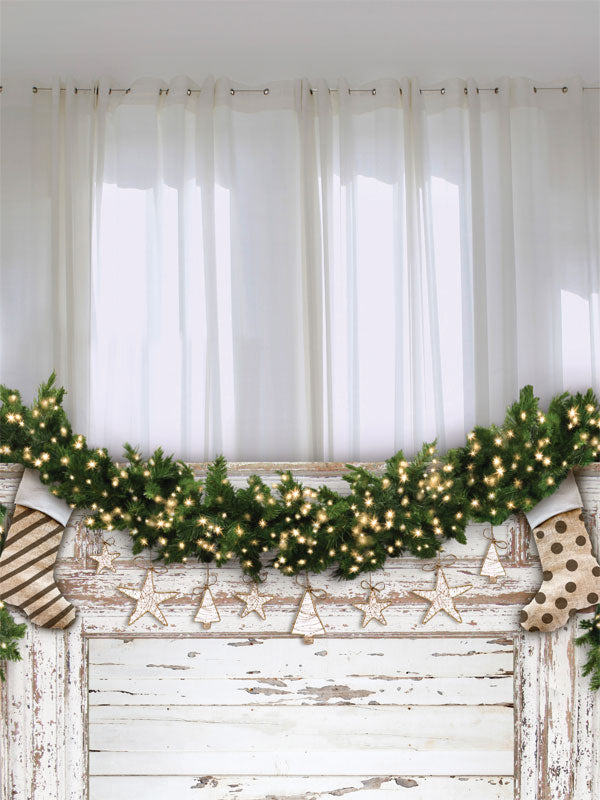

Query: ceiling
left=1, top=0, right=599, bottom=88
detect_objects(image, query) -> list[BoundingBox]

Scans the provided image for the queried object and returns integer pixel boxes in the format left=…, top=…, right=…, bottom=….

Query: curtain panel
left=1, top=76, right=598, bottom=461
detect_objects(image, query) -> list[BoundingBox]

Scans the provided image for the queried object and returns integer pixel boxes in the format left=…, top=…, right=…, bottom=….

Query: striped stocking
left=0, top=470, right=76, bottom=629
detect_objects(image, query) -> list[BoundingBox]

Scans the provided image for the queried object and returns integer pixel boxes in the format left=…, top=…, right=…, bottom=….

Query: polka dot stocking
left=520, top=508, right=600, bottom=633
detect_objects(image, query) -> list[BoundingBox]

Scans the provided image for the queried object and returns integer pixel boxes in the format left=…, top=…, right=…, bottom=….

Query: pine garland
left=0, top=375, right=599, bottom=686
left=1, top=375, right=599, bottom=582
left=0, top=504, right=27, bottom=681
left=0, top=601, right=26, bottom=681
left=576, top=606, right=600, bottom=691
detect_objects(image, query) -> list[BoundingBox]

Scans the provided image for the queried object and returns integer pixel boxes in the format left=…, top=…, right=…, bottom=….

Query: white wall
left=1, top=0, right=599, bottom=89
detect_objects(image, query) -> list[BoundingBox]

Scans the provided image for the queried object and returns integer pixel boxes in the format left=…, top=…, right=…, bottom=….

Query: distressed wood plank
left=0, top=610, right=32, bottom=800
left=537, top=623, right=576, bottom=800
left=88, top=704, right=513, bottom=776
left=89, top=634, right=514, bottom=678
left=89, top=751, right=514, bottom=778
left=30, top=626, right=61, bottom=799
left=574, top=612, right=600, bottom=800
left=89, top=774, right=515, bottom=799
left=89, top=674, right=513, bottom=707
left=63, top=619, right=88, bottom=800
left=88, top=636, right=513, bottom=707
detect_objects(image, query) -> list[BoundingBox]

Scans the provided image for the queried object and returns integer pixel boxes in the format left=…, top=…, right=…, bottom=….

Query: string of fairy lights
left=1, top=375, right=599, bottom=581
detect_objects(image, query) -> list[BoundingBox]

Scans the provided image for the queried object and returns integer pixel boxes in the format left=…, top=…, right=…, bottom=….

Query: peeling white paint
left=1, top=463, right=599, bottom=800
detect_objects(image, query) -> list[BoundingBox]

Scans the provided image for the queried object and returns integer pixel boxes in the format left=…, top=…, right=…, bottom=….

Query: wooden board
left=1, top=462, right=599, bottom=800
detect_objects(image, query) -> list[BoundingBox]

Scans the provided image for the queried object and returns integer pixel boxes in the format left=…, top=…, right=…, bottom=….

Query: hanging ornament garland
left=412, top=554, right=472, bottom=624
left=353, top=577, right=392, bottom=627
left=194, top=567, right=221, bottom=630
left=291, top=575, right=326, bottom=644
left=480, top=529, right=507, bottom=584
left=118, top=560, right=178, bottom=626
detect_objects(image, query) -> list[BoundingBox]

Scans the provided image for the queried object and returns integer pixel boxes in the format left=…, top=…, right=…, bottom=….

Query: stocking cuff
left=14, top=469, right=72, bottom=527
left=525, top=470, right=582, bottom=530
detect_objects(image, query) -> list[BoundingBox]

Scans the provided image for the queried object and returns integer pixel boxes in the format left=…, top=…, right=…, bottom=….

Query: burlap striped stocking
left=0, top=469, right=76, bottom=629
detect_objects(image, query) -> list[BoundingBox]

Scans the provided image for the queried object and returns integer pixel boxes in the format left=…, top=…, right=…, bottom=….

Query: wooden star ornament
left=118, top=568, right=178, bottom=626
left=353, top=579, right=392, bottom=627
left=236, top=582, right=275, bottom=620
left=412, top=562, right=472, bottom=624
left=90, top=542, right=121, bottom=575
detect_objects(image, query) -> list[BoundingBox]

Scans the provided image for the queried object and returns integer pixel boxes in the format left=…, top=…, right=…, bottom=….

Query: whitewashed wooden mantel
left=1, top=462, right=599, bottom=800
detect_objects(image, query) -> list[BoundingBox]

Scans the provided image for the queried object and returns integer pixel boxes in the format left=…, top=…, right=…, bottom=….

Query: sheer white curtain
left=1, top=76, right=598, bottom=461
left=0, top=79, right=95, bottom=432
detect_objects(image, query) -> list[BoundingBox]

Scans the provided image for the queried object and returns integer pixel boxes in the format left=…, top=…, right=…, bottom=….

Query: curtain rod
left=0, top=84, right=598, bottom=97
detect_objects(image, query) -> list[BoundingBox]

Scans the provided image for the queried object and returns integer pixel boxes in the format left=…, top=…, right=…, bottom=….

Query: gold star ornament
left=119, top=568, right=178, bottom=626
left=90, top=542, right=121, bottom=575
left=353, top=579, right=392, bottom=627
left=412, top=563, right=471, bottom=624
left=236, top=582, right=275, bottom=620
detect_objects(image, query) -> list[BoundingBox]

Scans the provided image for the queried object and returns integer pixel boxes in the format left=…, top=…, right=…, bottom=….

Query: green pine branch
left=576, top=606, right=600, bottom=691
left=0, top=505, right=27, bottom=681
left=0, top=602, right=27, bottom=681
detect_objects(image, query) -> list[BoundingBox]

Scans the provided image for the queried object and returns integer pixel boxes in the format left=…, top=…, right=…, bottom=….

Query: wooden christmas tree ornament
left=291, top=575, right=326, bottom=644
left=480, top=529, right=507, bottom=584
left=194, top=567, right=221, bottom=630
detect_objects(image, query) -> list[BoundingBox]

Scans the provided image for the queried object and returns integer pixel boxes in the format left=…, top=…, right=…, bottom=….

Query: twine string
left=360, top=577, right=385, bottom=593
left=423, top=551, right=457, bottom=572
left=483, top=527, right=508, bottom=550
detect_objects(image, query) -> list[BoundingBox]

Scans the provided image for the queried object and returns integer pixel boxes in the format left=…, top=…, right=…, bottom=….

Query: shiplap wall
left=1, top=463, right=599, bottom=800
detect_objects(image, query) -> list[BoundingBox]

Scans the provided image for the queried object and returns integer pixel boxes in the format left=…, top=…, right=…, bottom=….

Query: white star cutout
left=118, top=569, right=178, bottom=626
left=90, top=542, right=120, bottom=575
left=353, top=588, right=392, bottom=627
left=412, top=567, right=471, bottom=624
left=235, top=583, right=275, bottom=620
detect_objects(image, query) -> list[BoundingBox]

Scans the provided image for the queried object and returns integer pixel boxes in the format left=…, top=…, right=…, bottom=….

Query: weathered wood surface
left=1, top=462, right=599, bottom=800
left=89, top=775, right=515, bottom=799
